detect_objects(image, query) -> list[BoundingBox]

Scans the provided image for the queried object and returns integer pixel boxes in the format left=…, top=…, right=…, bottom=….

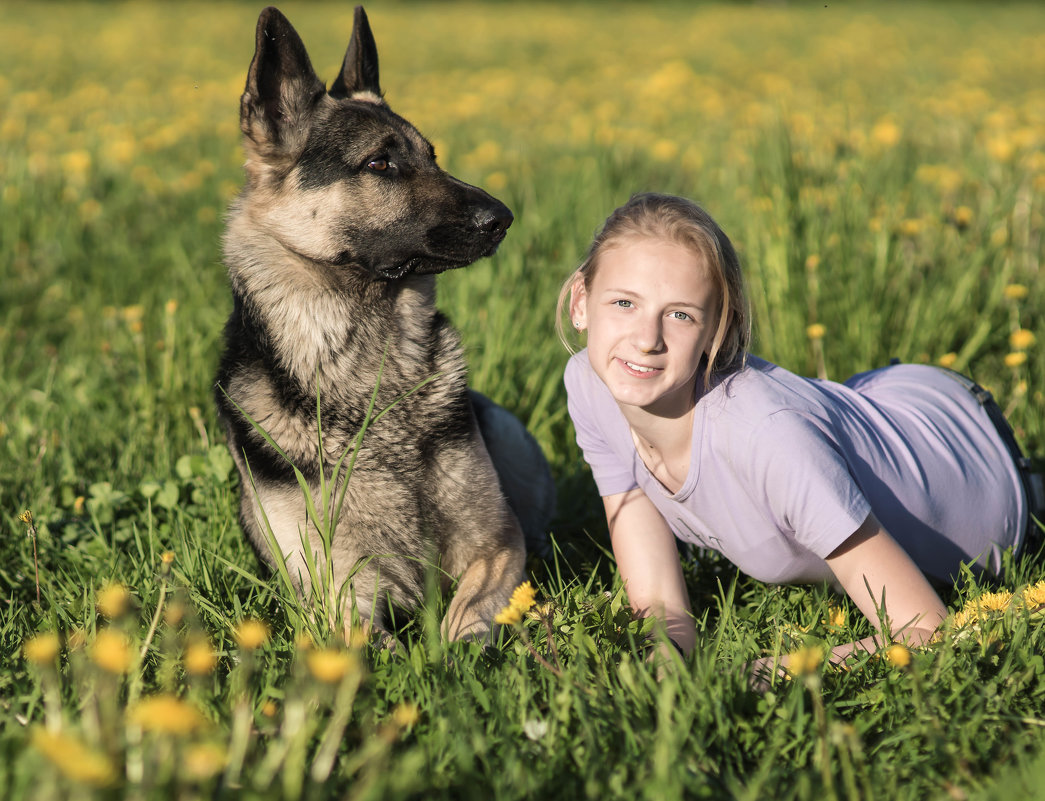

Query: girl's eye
left=367, top=158, right=390, bottom=172
left=613, top=300, right=633, bottom=308
left=671, top=311, right=691, bottom=321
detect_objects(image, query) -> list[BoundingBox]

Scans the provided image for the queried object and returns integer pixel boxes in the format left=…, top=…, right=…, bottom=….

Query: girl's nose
left=633, top=315, right=664, bottom=353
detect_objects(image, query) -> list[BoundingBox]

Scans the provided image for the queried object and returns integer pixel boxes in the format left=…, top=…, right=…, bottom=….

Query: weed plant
left=2, top=2, right=1045, bottom=800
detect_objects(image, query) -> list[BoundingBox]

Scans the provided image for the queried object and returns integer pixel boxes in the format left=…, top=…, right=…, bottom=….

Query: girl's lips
left=617, top=357, right=662, bottom=377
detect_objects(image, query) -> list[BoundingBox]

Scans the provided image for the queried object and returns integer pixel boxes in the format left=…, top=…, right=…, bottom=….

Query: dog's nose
left=474, top=203, right=514, bottom=238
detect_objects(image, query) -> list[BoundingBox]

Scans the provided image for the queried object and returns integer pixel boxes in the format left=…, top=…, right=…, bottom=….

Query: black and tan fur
left=216, top=6, right=552, bottom=641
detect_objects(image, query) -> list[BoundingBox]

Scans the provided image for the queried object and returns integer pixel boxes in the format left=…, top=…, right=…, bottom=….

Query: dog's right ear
left=240, top=6, right=325, bottom=157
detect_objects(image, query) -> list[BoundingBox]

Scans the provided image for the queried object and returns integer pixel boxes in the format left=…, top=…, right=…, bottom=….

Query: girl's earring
left=574, top=320, right=581, bottom=328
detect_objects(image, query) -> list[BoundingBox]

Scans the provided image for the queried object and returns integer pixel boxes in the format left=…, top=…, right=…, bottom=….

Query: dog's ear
left=329, top=6, right=382, bottom=99
left=240, top=6, right=325, bottom=155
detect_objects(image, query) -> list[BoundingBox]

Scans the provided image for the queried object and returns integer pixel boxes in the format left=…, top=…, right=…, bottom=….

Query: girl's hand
left=604, top=488, right=697, bottom=654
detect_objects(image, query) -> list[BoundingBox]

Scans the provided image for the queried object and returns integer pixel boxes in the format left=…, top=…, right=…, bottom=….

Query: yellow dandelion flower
left=508, top=581, right=537, bottom=613
left=805, top=254, right=821, bottom=271
left=871, top=119, right=901, bottom=147
left=90, top=629, right=133, bottom=674
left=23, top=632, right=61, bottom=666
left=951, top=608, right=977, bottom=629
left=161, top=550, right=175, bottom=565
left=973, top=591, right=1014, bottom=612
left=96, top=582, right=130, bottom=619
left=120, top=304, right=145, bottom=324
left=73, top=495, right=85, bottom=514
left=824, top=605, right=846, bottom=628
left=884, top=643, right=911, bottom=668
left=31, top=728, right=117, bottom=788
left=1010, top=329, right=1036, bottom=350
left=806, top=323, right=826, bottom=340
left=182, top=742, right=227, bottom=781
left=19, top=509, right=34, bottom=526
left=899, top=218, right=924, bottom=237
left=494, top=605, right=523, bottom=626
left=953, top=206, right=974, bottom=228
left=786, top=645, right=823, bottom=677
left=233, top=619, right=269, bottom=650
left=1004, top=352, right=1028, bottom=368
left=651, top=139, right=680, bottom=162
left=128, top=693, right=208, bottom=735
left=184, top=638, right=217, bottom=676
left=306, top=648, right=360, bottom=684
left=1003, top=283, right=1029, bottom=301
left=60, top=150, right=92, bottom=180
left=261, top=700, right=279, bottom=718
left=938, top=352, right=958, bottom=369
left=1020, top=580, right=1045, bottom=609
left=392, top=702, right=420, bottom=728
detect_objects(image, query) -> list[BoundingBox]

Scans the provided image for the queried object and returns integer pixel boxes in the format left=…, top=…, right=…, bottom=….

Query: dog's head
left=235, top=6, right=512, bottom=280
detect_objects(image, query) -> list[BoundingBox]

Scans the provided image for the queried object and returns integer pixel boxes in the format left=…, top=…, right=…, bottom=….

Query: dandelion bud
left=1003, top=283, right=1029, bottom=301
left=306, top=648, right=359, bottom=684
left=23, top=632, right=61, bottom=666
left=96, top=582, right=131, bottom=619
left=184, top=638, right=218, bottom=676
left=89, top=629, right=133, bottom=674
left=31, top=728, right=117, bottom=788
left=233, top=619, right=270, bottom=650
left=884, top=644, right=911, bottom=668
left=806, top=323, right=826, bottom=340
left=786, top=645, right=823, bottom=677
left=1010, top=329, right=1036, bottom=350
left=128, top=693, right=208, bottom=735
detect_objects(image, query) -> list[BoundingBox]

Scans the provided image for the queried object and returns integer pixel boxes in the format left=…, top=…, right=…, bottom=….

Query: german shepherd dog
left=216, top=6, right=553, bottom=641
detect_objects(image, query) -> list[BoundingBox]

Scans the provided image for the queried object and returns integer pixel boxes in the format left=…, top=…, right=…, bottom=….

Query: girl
left=559, top=193, right=1039, bottom=675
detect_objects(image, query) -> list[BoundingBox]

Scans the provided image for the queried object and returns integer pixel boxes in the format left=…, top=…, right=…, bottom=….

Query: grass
left=2, top=1, right=1045, bottom=799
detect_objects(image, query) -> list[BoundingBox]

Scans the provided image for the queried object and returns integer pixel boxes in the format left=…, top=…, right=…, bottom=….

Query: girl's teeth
left=626, top=362, right=654, bottom=373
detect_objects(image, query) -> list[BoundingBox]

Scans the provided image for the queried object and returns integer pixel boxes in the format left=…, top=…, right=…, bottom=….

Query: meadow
left=2, top=1, right=1045, bottom=798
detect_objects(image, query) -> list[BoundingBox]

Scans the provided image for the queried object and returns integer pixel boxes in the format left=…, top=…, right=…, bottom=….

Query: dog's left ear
left=330, top=6, right=382, bottom=98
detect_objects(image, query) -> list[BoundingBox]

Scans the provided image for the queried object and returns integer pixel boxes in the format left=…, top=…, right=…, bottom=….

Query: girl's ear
left=569, top=277, right=589, bottom=330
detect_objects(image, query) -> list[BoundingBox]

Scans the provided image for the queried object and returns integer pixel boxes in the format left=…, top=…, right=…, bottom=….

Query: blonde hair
left=556, top=193, right=750, bottom=389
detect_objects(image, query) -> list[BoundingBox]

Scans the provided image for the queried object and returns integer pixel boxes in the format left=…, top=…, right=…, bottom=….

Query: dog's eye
left=367, top=158, right=390, bottom=172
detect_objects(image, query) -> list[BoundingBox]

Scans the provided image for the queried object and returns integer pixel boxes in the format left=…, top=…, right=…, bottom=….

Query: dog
left=215, top=5, right=554, bottom=642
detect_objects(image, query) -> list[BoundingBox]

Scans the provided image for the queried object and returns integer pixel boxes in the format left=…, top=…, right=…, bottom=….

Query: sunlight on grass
left=2, top=2, right=1044, bottom=799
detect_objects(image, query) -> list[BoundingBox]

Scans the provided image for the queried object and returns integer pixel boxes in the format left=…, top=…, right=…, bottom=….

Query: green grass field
left=2, top=2, right=1045, bottom=799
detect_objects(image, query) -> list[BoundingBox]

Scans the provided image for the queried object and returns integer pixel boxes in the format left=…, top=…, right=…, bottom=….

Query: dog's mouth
left=378, top=236, right=507, bottom=280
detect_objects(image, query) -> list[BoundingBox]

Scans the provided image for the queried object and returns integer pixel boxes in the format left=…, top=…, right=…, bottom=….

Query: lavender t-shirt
left=565, top=352, right=1025, bottom=583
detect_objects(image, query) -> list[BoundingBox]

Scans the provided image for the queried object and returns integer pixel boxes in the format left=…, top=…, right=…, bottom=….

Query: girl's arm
left=604, top=488, right=696, bottom=654
left=753, top=512, right=948, bottom=685
left=823, top=512, right=948, bottom=661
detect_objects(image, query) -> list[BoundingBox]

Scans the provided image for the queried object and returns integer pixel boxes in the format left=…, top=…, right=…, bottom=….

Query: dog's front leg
left=441, top=540, right=525, bottom=642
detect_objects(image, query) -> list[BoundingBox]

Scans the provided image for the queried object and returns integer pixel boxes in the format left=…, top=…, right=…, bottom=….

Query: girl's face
left=571, top=237, right=719, bottom=418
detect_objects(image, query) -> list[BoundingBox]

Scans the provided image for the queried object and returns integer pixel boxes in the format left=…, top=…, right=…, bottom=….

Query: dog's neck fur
left=224, top=218, right=440, bottom=397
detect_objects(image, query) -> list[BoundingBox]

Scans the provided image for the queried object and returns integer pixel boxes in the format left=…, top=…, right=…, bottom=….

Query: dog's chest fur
left=216, top=237, right=471, bottom=489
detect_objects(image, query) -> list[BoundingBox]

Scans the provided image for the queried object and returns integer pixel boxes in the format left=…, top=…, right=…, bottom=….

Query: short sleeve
left=744, top=411, right=872, bottom=558
left=564, top=353, right=639, bottom=497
